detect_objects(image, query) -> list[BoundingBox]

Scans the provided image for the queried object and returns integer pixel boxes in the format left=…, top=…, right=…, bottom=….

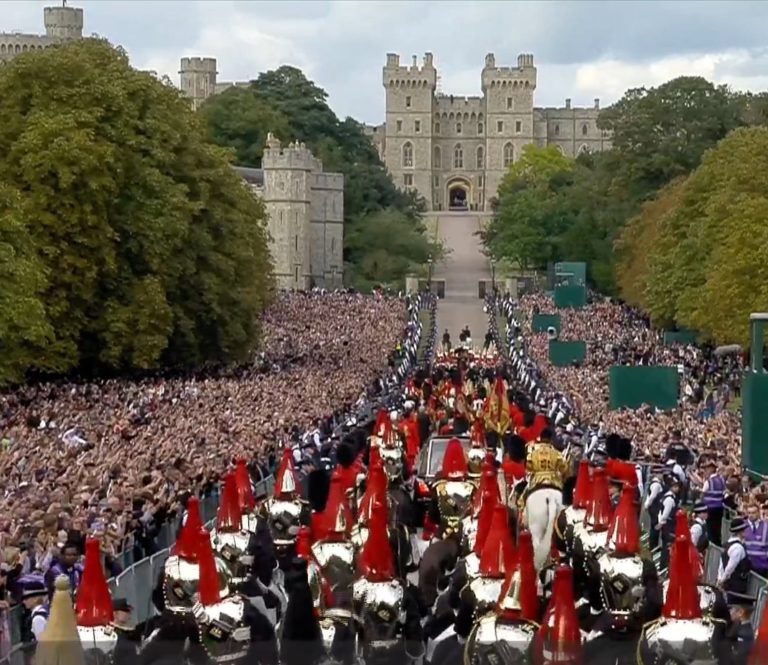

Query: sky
left=5, top=0, right=768, bottom=125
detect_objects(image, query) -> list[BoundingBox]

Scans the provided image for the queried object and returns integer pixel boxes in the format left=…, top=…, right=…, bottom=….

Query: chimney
left=386, top=53, right=399, bottom=67
left=424, top=52, right=433, bottom=68
left=565, top=98, right=571, bottom=110
left=412, top=55, right=417, bottom=68
left=594, top=98, right=600, bottom=110
left=485, top=53, right=496, bottom=69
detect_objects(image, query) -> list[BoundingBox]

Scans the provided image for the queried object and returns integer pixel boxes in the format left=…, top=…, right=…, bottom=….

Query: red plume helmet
left=275, top=448, right=300, bottom=498
left=319, top=475, right=353, bottom=540
left=479, top=504, right=515, bottom=578
left=216, top=473, right=242, bottom=534
left=607, top=485, right=640, bottom=556
left=75, top=538, right=114, bottom=627
left=441, top=438, right=468, bottom=479
left=583, top=468, right=612, bottom=532
left=172, top=496, right=203, bottom=561
left=295, top=526, right=314, bottom=560
left=234, top=459, right=256, bottom=513
left=473, top=484, right=499, bottom=556
left=196, top=527, right=221, bottom=606
left=572, top=461, right=591, bottom=509
left=358, top=498, right=395, bottom=582
left=663, top=517, right=702, bottom=620
left=538, top=565, right=582, bottom=664
left=373, top=408, right=389, bottom=438
left=358, top=461, right=387, bottom=524
left=498, top=529, right=538, bottom=621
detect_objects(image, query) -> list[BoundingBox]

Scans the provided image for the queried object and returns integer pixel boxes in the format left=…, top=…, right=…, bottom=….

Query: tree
left=644, top=127, right=768, bottom=343
left=613, top=177, right=688, bottom=309
left=0, top=39, right=273, bottom=383
left=200, top=65, right=429, bottom=290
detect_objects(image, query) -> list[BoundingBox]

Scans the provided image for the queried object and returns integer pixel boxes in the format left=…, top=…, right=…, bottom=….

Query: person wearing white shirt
left=717, top=518, right=751, bottom=601
left=657, top=480, right=681, bottom=569
left=690, top=502, right=709, bottom=552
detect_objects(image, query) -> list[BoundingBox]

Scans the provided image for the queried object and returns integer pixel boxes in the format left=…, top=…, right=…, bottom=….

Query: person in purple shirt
left=43, top=542, right=83, bottom=597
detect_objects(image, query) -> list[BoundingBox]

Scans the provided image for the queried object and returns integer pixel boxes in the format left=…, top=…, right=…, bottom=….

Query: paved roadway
left=432, top=213, right=491, bottom=347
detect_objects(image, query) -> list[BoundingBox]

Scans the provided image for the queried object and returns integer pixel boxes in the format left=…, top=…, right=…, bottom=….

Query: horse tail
left=542, top=493, right=559, bottom=569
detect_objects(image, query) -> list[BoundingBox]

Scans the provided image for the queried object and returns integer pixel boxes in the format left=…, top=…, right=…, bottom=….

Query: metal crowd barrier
left=0, top=475, right=275, bottom=664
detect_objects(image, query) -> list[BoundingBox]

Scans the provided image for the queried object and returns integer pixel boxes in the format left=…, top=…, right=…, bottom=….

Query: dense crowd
left=0, top=292, right=407, bottom=586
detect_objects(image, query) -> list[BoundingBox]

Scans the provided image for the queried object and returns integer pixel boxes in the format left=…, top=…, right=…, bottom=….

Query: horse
left=521, top=485, right=563, bottom=571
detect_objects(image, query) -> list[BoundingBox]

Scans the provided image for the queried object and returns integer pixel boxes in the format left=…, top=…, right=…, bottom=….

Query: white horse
left=522, top=486, right=563, bottom=571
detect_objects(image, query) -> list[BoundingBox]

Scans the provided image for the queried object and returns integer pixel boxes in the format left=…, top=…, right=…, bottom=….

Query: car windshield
left=427, top=438, right=471, bottom=476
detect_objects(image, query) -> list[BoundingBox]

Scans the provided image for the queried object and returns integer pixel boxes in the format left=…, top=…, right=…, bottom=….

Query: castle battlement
left=436, top=95, right=484, bottom=104
left=262, top=134, right=321, bottom=171
left=383, top=52, right=437, bottom=87
left=180, top=57, right=217, bottom=73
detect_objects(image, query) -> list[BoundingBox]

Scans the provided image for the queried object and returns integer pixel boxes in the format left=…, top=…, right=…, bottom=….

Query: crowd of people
left=0, top=291, right=411, bottom=613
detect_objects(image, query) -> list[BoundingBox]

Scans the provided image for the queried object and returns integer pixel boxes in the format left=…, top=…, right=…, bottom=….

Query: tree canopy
left=200, top=66, right=439, bottom=290
left=0, top=39, right=273, bottom=386
left=486, top=75, right=768, bottom=301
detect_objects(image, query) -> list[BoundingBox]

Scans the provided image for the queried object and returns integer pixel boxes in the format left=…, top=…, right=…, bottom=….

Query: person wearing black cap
left=701, top=458, right=726, bottom=546
left=657, top=478, right=681, bottom=570
left=20, top=579, right=49, bottom=651
left=644, top=471, right=666, bottom=550
left=717, top=517, right=752, bottom=601
left=690, top=502, right=709, bottom=553
left=727, top=596, right=755, bottom=665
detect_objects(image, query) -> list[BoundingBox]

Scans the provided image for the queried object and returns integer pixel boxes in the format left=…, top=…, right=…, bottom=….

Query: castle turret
left=382, top=52, right=436, bottom=203
left=43, top=4, right=83, bottom=41
left=179, top=57, right=218, bottom=110
left=262, top=134, right=314, bottom=290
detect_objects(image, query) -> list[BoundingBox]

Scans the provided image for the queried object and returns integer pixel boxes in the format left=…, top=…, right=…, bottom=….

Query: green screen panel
left=608, top=365, right=680, bottom=411
left=532, top=313, right=561, bottom=333
left=555, top=262, right=587, bottom=286
left=743, top=372, right=768, bottom=475
left=663, top=330, right=697, bottom=346
left=554, top=285, right=587, bottom=309
left=549, top=340, right=587, bottom=367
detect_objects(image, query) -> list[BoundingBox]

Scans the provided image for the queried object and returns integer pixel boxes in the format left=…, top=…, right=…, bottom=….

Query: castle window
left=402, top=142, right=414, bottom=168
left=503, top=143, right=514, bottom=167
left=479, top=175, right=484, bottom=188
left=435, top=122, right=441, bottom=134
left=456, top=122, right=462, bottom=134
left=515, top=120, right=522, bottom=134
left=434, top=146, right=441, bottom=169
left=582, top=123, right=588, bottom=135
left=554, top=124, right=560, bottom=136
left=476, top=146, right=484, bottom=169
left=433, top=175, right=439, bottom=188
left=406, top=95, right=412, bottom=108
left=477, top=122, right=484, bottom=134
left=295, top=266, right=299, bottom=283
left=507, top=97, right=513, bottom=110
left=396, top=119, right=402, bottom=132
left=295, top=235, right=299, bottom=251
left=404, top=173, right=413, bottom=186
left=497, top=120, right=504, bottom=133
left=453, top=144, right=464, bottom=169
left=415, top=120, right=421, bottom=133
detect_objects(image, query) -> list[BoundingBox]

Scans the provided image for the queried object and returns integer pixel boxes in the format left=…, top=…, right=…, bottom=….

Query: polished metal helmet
left=263, top=497, right=304, bottom=549
left=77, top=626, right=118, bottom=664
left=462, top=514, right=479, bottom=555
left=318, top=608, right=361, bottom=663
left=312, top=540, right=356, bottom=595
left=435, top=479, right=476, bottom=538
left=465, top=576, right=506, bottom=619
left=639, top=617, right=720, bottom=665
left=352, top=578, right=405, bottom=655
left=241, top=512, right=261, bottom=535
left=464, top=613, right=538, bottom=665
left=596, top=552, right=646, bottom=623
left=193, top=594, right=253, bottom=664
left=210, top=529, right=253, bottom=585
left=163, top=554, right=232, bottom=613
left=467, top=446, right=486, bottom=478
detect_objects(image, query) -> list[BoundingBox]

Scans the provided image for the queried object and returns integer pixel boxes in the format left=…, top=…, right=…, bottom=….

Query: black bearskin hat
left=306, top=469, right=330, bottom=513
left=540, top=427, right=553, bottom=442
left=505, top=434, right=527, bottom=463
left=605, top=433, right=622, bottom=459
left=335, top=441, right=356, bottom=468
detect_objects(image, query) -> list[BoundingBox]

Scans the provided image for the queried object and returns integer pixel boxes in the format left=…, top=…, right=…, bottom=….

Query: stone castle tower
left=178, top=57, right=250, bottom=110
left=0, top=2, right=83, bottom=63
left=372, top=52, right=612, bottom=212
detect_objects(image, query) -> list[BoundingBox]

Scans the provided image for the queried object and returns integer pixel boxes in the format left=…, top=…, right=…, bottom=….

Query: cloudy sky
left=5, top=0, right=768, bottom=124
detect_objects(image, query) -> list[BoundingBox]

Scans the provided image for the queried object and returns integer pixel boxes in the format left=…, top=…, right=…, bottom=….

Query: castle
left=0, top=2, right=83, bottom=63
left=367, top=52, right=612, bottom=212
left=179, top=57, right=251, bottom=111
left=236, top=134, right=344, bottom=291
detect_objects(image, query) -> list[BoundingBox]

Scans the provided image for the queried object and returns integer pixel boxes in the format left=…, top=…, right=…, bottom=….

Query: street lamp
left=427, top=255, right=433, bottom=293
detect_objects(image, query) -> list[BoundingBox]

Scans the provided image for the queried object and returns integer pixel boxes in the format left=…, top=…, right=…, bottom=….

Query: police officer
left=656, top=478, right=680, bottom=570
left=690, top=502, right=709, bottom=553
left=717, top=517, right=751, bottom=602
left=727, top=597, right=755, bottom=665
left=644, top=471, right=666, bottom=550
left=21, top=579, right=49, bottom=655
left=700, top=459, right=726, bottom=546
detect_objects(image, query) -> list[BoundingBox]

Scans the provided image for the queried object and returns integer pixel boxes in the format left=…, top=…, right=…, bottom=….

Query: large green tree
left=199, top=66, right=432, bottom=289
left=0, top=39, right=273, bottom=384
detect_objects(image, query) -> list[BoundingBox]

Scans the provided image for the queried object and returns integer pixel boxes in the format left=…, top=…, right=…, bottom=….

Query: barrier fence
left=0, top=475, right=275, bottom=664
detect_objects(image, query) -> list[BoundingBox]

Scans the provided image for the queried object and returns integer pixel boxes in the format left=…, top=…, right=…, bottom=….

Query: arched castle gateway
left=366, top=52, right=613, bottom=212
